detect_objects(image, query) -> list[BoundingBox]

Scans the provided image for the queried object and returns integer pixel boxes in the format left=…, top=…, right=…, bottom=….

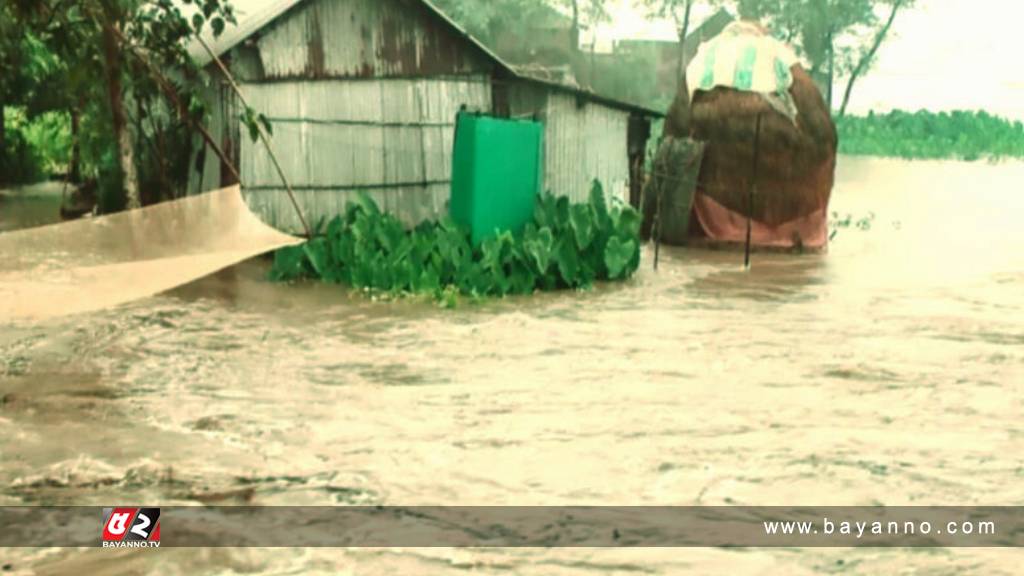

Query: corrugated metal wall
left=543, top=92, right=630, bottom=204
left=508, top=84, right=631, bottom=204
left=185, top=0, right=640, bottom=233
left=255, top=0, right=492, bottom=79
left=188, top=77, right=634, bottom=231
left=238, top=78, right=491, bottom=232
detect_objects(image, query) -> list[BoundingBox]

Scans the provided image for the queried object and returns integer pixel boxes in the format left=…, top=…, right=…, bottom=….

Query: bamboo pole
left=196, top=37, right=312, bottom=238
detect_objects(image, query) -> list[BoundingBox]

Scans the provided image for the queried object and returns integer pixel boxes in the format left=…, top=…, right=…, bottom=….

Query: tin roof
left=187, top=0, right=663, bottom=117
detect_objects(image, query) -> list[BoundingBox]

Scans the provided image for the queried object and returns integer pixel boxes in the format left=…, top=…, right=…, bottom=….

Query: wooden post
left=654, top=173, right=664, bottom=271
left=745, top=113, right=762, bottom=269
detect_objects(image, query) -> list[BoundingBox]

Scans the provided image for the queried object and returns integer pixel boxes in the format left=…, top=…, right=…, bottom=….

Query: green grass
left=836, top=109, right=1024, bottom=161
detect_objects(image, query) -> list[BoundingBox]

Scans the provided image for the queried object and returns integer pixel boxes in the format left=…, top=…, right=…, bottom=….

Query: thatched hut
left=659, top=21, right=837, bottom=251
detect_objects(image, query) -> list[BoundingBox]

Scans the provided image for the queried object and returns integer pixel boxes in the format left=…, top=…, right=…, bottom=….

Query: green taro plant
left=269, top=181, right=643, bottom=300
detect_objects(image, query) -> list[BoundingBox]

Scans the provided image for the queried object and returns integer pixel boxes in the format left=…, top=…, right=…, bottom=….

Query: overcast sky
left=591, top=0, right=1024, bottom=119
left=225, top=0, right=1024, bottom=119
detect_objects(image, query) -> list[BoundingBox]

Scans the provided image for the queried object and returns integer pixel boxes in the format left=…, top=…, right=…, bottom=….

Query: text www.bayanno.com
left=763, top=518, right=997, bottom=539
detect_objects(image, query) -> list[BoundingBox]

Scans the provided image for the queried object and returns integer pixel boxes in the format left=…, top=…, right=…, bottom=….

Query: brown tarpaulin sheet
left=692, top=193, right=828, bottom=250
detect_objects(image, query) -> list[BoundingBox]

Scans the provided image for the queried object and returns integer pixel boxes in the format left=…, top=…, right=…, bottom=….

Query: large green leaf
left=438, top=228, right=470, bottom=268
left=350, top=256, right=373, bottom=289
left=409, top=231, right=434, bottom=266
left=555, top=196, right=570, bottom=231
left=392, top=260, right=417, bottom=293
left=486, top=267, right=511, bottom=296
left=577, top=259, right=597, bottom=290
left=312, top=215, right=328, bottom=236
left=369, top=254, right=393, bottom=291
left=480, top=235, right=504, bottom=272
left=569, top=204, right=595, bottom=250
left=508, top=263, right=537, bottom=295
left=534, top=192, right=559, bottom=230
left=523, top=226, right=554, bottom=274
left=415, top=267, right=442, bottom=293
left=438, top=216, right=461, bottom=234
left=325, top=215, right=345, bottom=242
left=456, top=260, right=488, bottom=295
left=387, top=235, right=414, bottom=267
left=303, top=238, right=330, bottom=278
left=554, top=237, right=579, bottom=286
left=604, top=236, right=637, bottom=280
left=376, top=216, right=406, bottom=254
left=269, top=245, right=309, bottom=282
left=589, top=180, right=610, bottom=229
left=352, top=191, right=381, bottom=217
left=350, top=213, right=375, bottom=245
left=615, top=207, right=642, bottom=239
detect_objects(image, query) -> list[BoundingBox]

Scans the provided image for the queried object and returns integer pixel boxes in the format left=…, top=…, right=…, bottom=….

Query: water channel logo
left=101, top=508, right=161, bottom=548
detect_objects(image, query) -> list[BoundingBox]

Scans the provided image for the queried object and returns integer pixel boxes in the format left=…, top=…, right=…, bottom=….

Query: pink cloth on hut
left=691, top=190, right=828, bottom=250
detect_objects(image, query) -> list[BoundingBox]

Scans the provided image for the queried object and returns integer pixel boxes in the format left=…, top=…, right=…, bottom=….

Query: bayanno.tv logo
left=101, top=508, right=161, bottom=548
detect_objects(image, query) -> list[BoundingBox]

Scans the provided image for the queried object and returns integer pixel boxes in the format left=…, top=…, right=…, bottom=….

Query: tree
left=430, top=0, right=555, bottom=43
left=0, top=3, right=44, bottom=176
left=432, top=0, right=609, bottom=88
left=643, top=0, right=703, bottom=79
left=97, top=1, right=142, bottom=208
left=431, top=0, right=608, bottom=56
left=565, top=0, right=610, bottom=87
left=10, top=0, right=239, bottom=207
left=729, top=0, right=914, bottom=113
left=644, top=1, right=729, bottom=133
left=565, top=0, right=610, bottom=51
left=838, top=0, right=910, bottom=116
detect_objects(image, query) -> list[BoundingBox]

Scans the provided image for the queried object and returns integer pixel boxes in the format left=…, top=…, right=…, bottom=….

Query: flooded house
left=186, top=0, right=662, bottom=234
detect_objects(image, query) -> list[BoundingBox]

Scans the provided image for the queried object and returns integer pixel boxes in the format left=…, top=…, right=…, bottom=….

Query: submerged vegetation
left=270, top=182, right=642, bottom=301
left=837, top=110, right=1024, bottom=161
left=828, top=211, right=878, bottom=241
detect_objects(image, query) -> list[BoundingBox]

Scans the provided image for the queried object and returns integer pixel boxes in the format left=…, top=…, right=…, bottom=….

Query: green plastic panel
left=450, top=112, right=544, bottom=245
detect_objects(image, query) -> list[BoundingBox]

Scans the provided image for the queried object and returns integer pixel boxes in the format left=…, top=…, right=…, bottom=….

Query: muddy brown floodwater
left=1, top=157, right=1022, bottom=575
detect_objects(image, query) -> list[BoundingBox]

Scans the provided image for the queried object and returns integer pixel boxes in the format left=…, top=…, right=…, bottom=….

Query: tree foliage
left=643, top=0, right=725, bottom=32
left=432, top=0, right=557, bottom=42
left=3, top=0, right=240, bottom=206
left=0, top=2, right=66, bottom=182
left=837, top=110, right=1024, bottom=161
left=727, top=0, right=915, bottom=111
left=431, top=0, right=608, bottom=47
